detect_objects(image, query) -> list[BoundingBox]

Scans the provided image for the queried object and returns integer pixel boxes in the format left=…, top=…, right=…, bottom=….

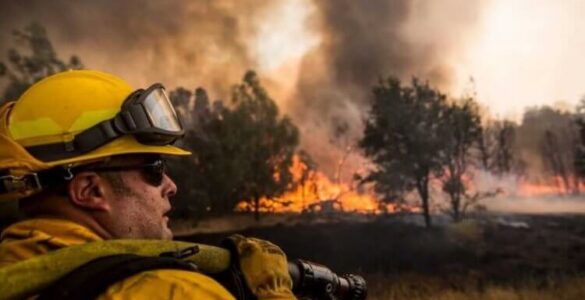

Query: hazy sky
left=1, top=0, right=584, bottom=121
left=250, top=0, right=585, bottom=121
left=452, top=0, right=585, bottom=119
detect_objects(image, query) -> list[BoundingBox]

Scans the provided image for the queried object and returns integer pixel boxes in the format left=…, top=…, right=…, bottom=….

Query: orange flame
left=237, top=156, right=585, bottom=215
left=516, top=175, right=584, bottom=197
left=237, top=155, right=413, bottom=214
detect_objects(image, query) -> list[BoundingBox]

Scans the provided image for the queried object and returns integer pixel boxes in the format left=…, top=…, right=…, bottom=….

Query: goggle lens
left=143, top=88, right=182, bottom=132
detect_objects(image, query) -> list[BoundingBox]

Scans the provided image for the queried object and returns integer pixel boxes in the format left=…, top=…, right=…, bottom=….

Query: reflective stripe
left=69, top=109, right=119, bottom=132
left=10, top=109, right=118, bottom=145
left=9, top=118, right=62, bottom=140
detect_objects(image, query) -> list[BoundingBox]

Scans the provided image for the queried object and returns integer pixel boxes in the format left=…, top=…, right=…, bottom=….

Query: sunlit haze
left=245, top=0, right=585, bottom=121
left=453, top=0, right=585, bottom=119
left=252, top=0, right=319, bottom=72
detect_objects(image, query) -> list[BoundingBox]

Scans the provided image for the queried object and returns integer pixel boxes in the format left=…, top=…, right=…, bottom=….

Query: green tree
left=228, top=71, right=299, bottom=220
left=359, top=77, right=450, bottom=228
left=576, top=99, right=585, bottom=180
left=169, top=71, right=299, bottom=220
left=168, top=87, right=231, bottom=219
left=575, top=122, right=585, bottom=180
left=478, top=120, right=516, bottom=174
left=0, top=23, right=83, bottom=103
left=440, top=98, right=482, bottom=222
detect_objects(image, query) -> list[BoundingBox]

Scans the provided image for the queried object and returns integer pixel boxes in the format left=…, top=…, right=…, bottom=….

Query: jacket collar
left=0, top=218, right=102, bottom=268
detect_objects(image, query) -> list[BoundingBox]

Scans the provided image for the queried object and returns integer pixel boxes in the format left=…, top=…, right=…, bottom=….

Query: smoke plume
left=0, top=0, right=486, bottom=175
left=291, top=0, right=485, bottom=174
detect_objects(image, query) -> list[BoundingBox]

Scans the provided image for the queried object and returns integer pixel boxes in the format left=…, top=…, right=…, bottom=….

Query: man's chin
left=162, top=224, right=174, bottom=240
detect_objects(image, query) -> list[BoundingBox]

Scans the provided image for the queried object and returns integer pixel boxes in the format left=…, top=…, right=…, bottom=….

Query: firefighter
left=0, top=70, right=294, bottom=299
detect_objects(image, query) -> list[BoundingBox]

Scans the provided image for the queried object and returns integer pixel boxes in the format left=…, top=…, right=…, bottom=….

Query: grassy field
left=366, top=273, right=585, bottom=300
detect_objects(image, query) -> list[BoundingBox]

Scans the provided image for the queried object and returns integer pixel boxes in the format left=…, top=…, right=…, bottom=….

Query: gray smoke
left=0, top=0, right=272, bottom=94
left=291, top=0, right=485, bottom=175
left=0, top=0, right=486, bottom=176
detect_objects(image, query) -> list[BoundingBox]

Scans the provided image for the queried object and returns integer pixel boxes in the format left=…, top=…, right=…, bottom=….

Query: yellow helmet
left=0, top=70, right=190, bottom=200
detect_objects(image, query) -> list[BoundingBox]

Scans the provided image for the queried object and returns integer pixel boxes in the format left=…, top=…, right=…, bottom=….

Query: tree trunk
left=416, top=177, right=432, bottom=228
left=451, top=194, right=461, bottom=222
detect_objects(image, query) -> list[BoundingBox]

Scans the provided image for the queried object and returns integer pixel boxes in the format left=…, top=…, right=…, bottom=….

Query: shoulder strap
left=0, top=240, right=231, bottom=299
left=37, top=254, right=198, bottom=300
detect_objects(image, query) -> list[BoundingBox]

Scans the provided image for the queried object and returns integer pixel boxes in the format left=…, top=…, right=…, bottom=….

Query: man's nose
left=162, top=173, right=178, bottom=198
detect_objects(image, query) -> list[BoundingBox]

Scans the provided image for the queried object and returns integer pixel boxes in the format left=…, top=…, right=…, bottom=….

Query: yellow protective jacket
left=0, top=218, right=235, bottom=300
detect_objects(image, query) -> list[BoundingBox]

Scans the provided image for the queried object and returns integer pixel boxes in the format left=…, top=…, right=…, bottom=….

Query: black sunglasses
left=82, top=159, right=166, bottom=186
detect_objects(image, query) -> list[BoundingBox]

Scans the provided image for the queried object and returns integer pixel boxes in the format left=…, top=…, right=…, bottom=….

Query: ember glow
left=517, top=181, right=565, bottom=197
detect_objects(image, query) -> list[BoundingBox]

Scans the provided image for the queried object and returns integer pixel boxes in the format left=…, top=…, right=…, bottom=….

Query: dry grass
left=366, top=273, right=585, bottom=300
left=183, top=214, right=585, bottom=299
left=446, top=220, right=484, bottom=244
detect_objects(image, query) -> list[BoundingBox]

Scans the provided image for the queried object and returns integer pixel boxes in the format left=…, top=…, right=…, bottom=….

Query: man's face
left=101, top=156, right=177, bottom=240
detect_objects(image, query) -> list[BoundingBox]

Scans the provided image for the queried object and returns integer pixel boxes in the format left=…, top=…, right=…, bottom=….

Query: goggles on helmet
left=25, top=84, right=184, bottom=162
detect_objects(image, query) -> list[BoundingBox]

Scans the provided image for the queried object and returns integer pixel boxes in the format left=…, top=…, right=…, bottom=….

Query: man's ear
left=67, top=172, right=111, bottom=211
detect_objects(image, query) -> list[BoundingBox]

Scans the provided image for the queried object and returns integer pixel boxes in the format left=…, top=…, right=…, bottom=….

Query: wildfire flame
left=237, top=155, right=413, bottom=214
left=445, top=170, right=584, bottom=199
left=515, top=175, right=584, bottom=197
left=237, top=156, right=585, bottom=215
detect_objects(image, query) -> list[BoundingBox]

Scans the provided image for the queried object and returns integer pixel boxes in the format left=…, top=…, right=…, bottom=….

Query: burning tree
left=359, top=77, right=450, bottom=228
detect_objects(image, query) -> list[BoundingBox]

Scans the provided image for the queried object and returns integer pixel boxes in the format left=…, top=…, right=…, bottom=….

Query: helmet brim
left=46, top=135, right=191, bottom=168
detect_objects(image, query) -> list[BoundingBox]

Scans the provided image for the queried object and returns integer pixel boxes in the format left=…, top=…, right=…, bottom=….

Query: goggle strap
left=120, top=111, right=137, bottom=131
left=26, top=120, right=121, bottom=161
left=76, top=119, right=120, bottom=150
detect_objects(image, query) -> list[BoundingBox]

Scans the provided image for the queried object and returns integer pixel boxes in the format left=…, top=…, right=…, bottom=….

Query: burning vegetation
left=236, top=154, right=406, bottom=214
